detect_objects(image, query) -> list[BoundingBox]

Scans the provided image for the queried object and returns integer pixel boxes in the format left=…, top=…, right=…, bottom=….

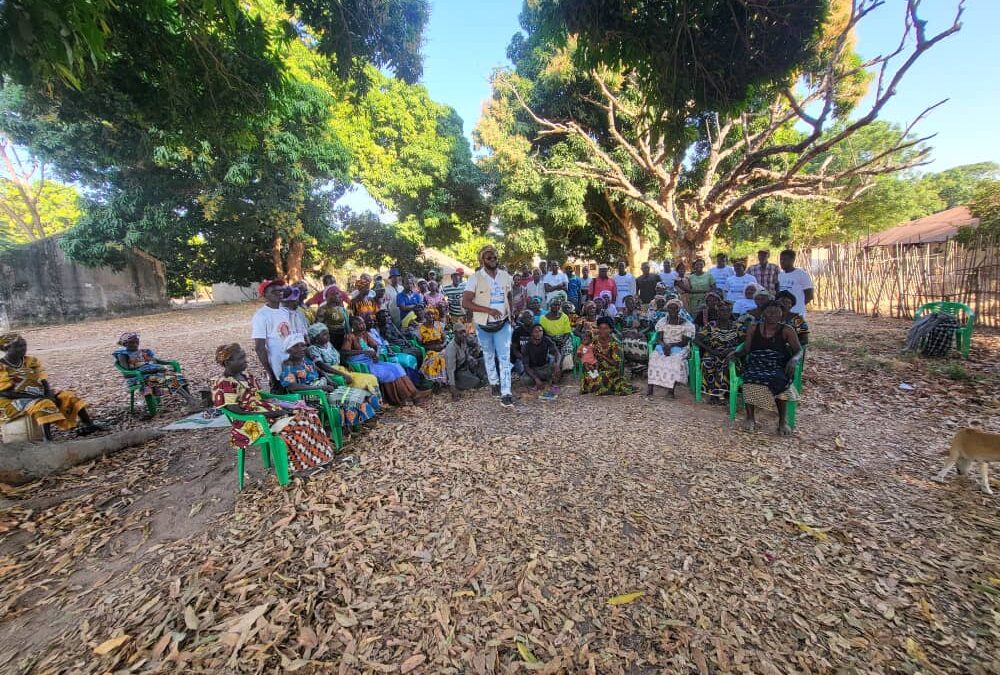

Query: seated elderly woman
left=595, top=291, right=618, bottom=319
left=113, top=331, right=199, bottom=408
left=775, top=290, right=810, bottom=346
left=539, top=298, right=574, bottom=371
left=374, top=310, right=423, bottom=368
left=306, top=324, right=382, bottom=396
left=341, top=316, right=430, bottom=406
left=416, top=307, right=449, bottom=388
left=444, top=326, right=488, bottom=399
left=732, top=284, right=759, bottom=317
left=738, top=289, right=772, bottom=338
left=0, top=333, right=104, bottom=438
left=213, top=343, right=336, bottom=472
left=580, top=318, right=636, bottom=396
left=617, top=296, right=649, bottom=373
left=647, top=298, right=695, bottom=398
left=279, top=334, right=379, bottom=437
left=694, top=299, right=740, bottom=403
left=693, top=290, right=724, bottom=330
left=573, top=301, right=600, bottom=339
left=727, top=301, right=803, bottom=435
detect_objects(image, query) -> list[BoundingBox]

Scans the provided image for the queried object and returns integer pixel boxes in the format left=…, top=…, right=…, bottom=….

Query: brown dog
left=932, top=428, right=1000, bottom=495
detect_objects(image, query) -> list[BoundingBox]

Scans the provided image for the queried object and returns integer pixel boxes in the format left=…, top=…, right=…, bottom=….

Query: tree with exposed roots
left=480, top=0, right=964, bottom=267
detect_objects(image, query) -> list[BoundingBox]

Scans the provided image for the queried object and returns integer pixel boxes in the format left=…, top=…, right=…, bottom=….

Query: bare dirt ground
left=0, top=303, right=997, bottom=674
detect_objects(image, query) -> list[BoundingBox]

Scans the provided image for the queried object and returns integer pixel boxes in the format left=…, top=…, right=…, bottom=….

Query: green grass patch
left=927, top=361, right=975, bottom=382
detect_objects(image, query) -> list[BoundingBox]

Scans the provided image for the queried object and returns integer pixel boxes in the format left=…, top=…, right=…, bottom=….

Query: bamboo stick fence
left=805, top=233, right=1000, bottom=327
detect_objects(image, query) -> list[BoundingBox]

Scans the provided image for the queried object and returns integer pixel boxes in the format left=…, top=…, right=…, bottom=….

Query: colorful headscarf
left=117, top=331, right=139, bottom=346
left=307, top=323, right=328, bottom=339
left=0, top=332, right=23, bottom=350
left=666, top=298, right=684, bottom=310
left=215, top=343, right=240, bottom=365
left=426, top=306, right=440, bottom=320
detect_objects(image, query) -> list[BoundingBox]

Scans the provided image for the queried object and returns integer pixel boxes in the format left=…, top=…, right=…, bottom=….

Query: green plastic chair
left=728, top=344, right=806, bottom=429
left=218, top=407, right=291, bottom=491
left=646, top=331, right=701, bottom=400
left=913, top=301, right=975, bottom=358
left=262, top=389, right=343, bottom=450
left=113, top=359, right=181, bottom=416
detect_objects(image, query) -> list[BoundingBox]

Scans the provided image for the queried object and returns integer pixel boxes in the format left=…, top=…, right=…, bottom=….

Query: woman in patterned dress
left=212, top=343, right=336, bottom=471
left=727, top=302, right=803, bottom=435
left=306, top=324, right=382, bottom=395
left=279, top=334, right=379, bottom=437
left=647, top=299, right=695, bottom=398
left=775, top=290, right=810, bottom=346
left=0, top=333, right=103, bottom=438
left=695, top=300, right=741, bottom=403
left=579, top=318, right=637, bottom=396
left=113, top=332, right=199, bottom=408
left=342, top=317, right=430, bottom=406
left=416, top=307, right=448, bottom=386
left=539, top=298, right=575, bottom=370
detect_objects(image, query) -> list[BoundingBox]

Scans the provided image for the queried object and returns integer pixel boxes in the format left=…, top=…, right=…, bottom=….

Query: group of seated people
left=0, top=254, right=809, bottom=476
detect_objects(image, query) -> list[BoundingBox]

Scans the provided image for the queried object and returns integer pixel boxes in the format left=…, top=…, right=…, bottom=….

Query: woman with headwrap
left=113, top=332, right=199, bottom=408
left=579, top=318, right=636, bottom=396
left=695, top=299, right=741, bottom=403
left=279, top=334, right=380, bottom=436
left=306, top=323, right=381, bottom=395
left=727, top=301, right=803, bottom=435
left=775, top=289, right=810, bottom=346
left=573, top=301, right=600, bottom=340
left=349, top=274, right=379, bottom=317
left=212, top=343, right=336, bottom=471
left=738, top=288, right=772, bottom=338
left=0, top=333, right=104, bottom=437
left=416, top=306, right=448, bottom=386
left=539, top=297, right=574, bottom=372
left=341, top=316, right=431, bottom=405
left=315, top=286, right=352, bottom=348
left=647, top=299, right=695, bottom=398
left=693, top=290, right=724, bottom=329
left=596, top=291, right=618, bottom=319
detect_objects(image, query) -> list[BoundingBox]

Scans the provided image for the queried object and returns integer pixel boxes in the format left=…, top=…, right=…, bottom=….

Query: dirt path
left=0, top=305, right=997, bottom=673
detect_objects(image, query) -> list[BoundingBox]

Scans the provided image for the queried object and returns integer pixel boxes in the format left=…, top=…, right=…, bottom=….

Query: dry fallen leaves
left=0, top=306, right=997, bottom=674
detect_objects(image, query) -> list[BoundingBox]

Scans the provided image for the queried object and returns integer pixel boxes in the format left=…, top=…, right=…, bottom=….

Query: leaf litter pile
left=0, top=304, right=998, bottom=673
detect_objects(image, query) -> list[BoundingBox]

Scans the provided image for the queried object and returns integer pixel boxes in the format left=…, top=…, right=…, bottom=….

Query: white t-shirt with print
left=723, top=273, right=759, bottom=303
left=778, top=267, right=813, bottom=316
left=465, top=268, right=513, bottom=326
left=251, top=306, right=292, bottom=378
left=612, top=273, right=636, bottom=308
left=658, top=271, right=678, bottom=290
left=709, top=265, right=734, bottom=286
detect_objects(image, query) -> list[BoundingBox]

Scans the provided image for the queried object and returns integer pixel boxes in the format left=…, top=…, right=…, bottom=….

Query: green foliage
left=529, top=0, right=827, bottom=112
left=0, top=179, right=81, bottom=246
left=961, top=180, right=1000, bottom=242
left=325, top=209, right=422, bottom=270
left=918, top=162, right=999, bottom=209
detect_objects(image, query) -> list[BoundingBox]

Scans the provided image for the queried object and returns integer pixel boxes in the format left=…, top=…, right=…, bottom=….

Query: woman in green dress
left=579, top=318, right=637, bottom=396
left=677, top=258, right=716, bottom=314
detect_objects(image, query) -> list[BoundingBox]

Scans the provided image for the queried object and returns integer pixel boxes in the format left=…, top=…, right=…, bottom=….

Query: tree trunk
left=624, top=225, right=653, bottom=274
left=271, top=236, right=285, bottom=279
left=285, top=239, right=305, bottom=282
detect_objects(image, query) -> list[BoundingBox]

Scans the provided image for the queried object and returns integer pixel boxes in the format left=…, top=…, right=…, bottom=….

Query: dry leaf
left=183, top=605, right=199, bottom=630
left=297, top=626, right=319, bottom=649
left=93, top=634, right=130, bottom=655
left=607, top=591, right=644, bottom=606
left=400, top=653, right=426, bottom=673
left=516, top=641, right=539, bottom=663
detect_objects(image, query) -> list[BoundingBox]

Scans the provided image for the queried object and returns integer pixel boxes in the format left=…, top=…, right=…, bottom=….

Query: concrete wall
left=0, top=237, right=169, bottom=330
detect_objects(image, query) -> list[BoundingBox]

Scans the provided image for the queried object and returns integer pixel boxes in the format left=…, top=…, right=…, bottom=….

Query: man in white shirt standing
left=541, top=260, right=568, bottom=304
left=463, top=245, right=516, bottom=408
left=778, top=249, right=814, bottom=316
left=709, top=253, right=734, bottom=287
left=659, top=259, right=678, bottom=291
left=723, top=259, right=759, bottom=303
left=384, top=268, right=405, bottom=325
left=525, top=267, right=546, bottom=302
left=611, top=261, right=636, bottom=310
left=251, top=279, right=292, bottom=390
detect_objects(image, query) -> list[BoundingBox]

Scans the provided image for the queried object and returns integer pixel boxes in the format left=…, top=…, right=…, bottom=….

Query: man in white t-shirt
left=462, top=245, right=516, bottom=408
left=778, top=249, right=814, bottom=316
left=723, top=259, right=759, bottom=303
left=541, top=260, right=568, bottom=303
left=659, top=259, right=678, bottom=290
left=709, top=253, right=734, bottom=287
left=611, top=261, right=636, bottom=309
left=251, top=279, right=293, bottom=389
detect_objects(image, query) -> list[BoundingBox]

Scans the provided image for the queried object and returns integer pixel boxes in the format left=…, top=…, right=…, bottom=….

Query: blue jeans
left=476, top=321, right=512, bottom=396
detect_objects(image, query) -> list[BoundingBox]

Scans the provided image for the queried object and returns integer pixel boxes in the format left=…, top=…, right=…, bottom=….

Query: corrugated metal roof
left=861, top=206, right=979, bottom=246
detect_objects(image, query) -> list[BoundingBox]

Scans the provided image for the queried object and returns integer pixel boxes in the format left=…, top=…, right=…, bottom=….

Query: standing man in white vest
left=463, top=245, right=516, bottom=408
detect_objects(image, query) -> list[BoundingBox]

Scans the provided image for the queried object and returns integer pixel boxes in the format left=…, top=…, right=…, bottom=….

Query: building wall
left=0, top=238, right=169, bottom=330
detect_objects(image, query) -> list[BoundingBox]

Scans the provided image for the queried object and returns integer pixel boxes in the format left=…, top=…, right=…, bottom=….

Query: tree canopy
left=477, top=0, right=965, bottom=268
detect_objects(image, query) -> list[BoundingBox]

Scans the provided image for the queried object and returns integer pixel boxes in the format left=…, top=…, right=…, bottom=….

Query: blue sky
left=339, top=0, right=999, bottom=214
